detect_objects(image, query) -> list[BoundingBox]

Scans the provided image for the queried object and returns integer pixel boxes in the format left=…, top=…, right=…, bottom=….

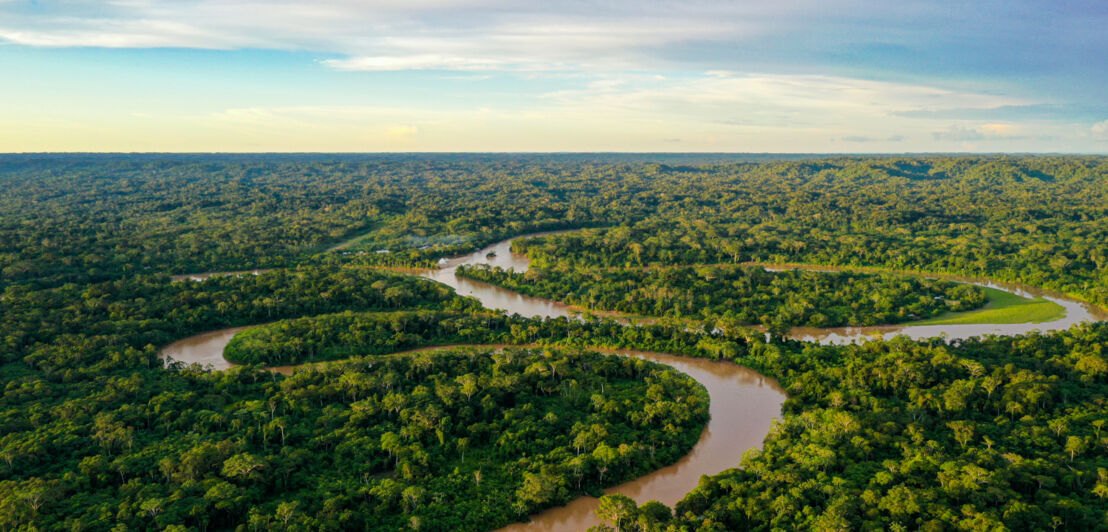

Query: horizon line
left=1, top=151, right=1105, bottom=156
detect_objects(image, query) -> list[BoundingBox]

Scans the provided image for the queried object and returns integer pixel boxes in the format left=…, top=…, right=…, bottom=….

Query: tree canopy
left=458, top=263, right=986, bottom=328
left=2, top=153, right=1107, bottom=530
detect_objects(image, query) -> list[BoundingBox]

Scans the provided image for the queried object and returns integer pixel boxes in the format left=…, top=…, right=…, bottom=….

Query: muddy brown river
left=162, top=232, right=1105, bottom=531
left=162, top=331, right=786, bottom=531
left=414, top=231, right=577, bottom=319
left=410, top=235, right=1107, bottom=345
left=499, top=350, right=783, bottom=532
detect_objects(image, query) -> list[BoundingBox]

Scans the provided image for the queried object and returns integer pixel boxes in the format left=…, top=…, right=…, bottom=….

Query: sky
left=1, top=0, right=1106, bottom=152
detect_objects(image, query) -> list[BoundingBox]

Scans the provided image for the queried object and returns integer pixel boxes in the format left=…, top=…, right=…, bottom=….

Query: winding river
left=405, top=235, right=1107, bottom=345
left=788, top=277, right=1107, bottom=344
left=415, top=231, right=578, bottom=319
left=161, top=232, right=1106, bottom=531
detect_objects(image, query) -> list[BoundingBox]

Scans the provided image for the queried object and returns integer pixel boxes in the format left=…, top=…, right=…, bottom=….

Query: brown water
left=760, top=266, right=1108, bottom=345
left=160, top=331, right=785, bottom=532
left=499, top=350, right=784, bottom=532
left=412, top=232, right=578, bottom=319
left=160, top=326, right=249, bottom=370
left=159, top=233, right=787, bottom=531
left=161, top=232, right=1106, bottom=531
left=411, top=238, right=1108, bottom=344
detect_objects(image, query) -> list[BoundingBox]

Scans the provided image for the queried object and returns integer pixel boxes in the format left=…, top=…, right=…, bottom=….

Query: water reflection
left=784, top=277, right=1108, bottom=345
left=160, top=232, right=1106, bottom=531
left=412, top=232, right=577, bottom=319
left=160, top=326, right=248, bottom=371
left=498, top=350, right=785, bottom=532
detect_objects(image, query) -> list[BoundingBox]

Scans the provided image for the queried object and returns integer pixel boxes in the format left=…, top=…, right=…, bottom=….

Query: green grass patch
left=913, top=286, right=1065, bottom=325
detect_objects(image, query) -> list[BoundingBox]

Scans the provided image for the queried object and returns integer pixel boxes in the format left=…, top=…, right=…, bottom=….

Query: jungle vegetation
left=913, top=287, right=1067, bottom=326
left=2, top=154, right=1107, bottom=531
left=4, top=154, right=1108, bottom=307
left=591, top=323, right=1108, bottom=531
left=456, top=263, right=987, bottom=328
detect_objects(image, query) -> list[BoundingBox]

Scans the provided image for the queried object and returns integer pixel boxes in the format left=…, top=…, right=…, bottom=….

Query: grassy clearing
left=913, top=287, right=1065, bottom=325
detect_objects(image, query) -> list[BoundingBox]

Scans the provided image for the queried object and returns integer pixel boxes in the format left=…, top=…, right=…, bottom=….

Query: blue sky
left=1, top=0, right=1106, bottom=152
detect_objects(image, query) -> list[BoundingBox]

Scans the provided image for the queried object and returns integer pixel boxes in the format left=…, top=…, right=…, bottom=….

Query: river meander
left=161, top=232, right=1106, bottom=531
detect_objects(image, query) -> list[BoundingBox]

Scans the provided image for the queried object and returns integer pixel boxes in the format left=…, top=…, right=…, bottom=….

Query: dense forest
left=456, top=263, right=986, bottom=328
left=224, top=310, right=721, bottom=366
left=0, top=261, right=718, bottom=530
left=2, top=154, right=1107, bottom=531
left=4, top=154, right=1108, bottom=305
left=4, top=344, right=709, bottom=531
left=648, top=323, right=1108, bottom=531
left=0, top=266, right=477, bottom=370
left=222, top=310, right=1108, bottom=532
left=223, top=309, right=761, bottom=367
left=577, top=324, right=1108, bottom=531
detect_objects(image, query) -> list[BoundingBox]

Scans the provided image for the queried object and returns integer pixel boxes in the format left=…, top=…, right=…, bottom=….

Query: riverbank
left=160, top=230, right=1108, bottom=530
left=914, top=286, right=1065, bottom=325
left=162, top=334, right=785, bottom=532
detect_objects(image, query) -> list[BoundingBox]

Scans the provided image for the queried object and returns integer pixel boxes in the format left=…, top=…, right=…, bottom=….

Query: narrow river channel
left=413, top=235, right=1108, bottom=345
left=161, top=232, right=1105, bottom=531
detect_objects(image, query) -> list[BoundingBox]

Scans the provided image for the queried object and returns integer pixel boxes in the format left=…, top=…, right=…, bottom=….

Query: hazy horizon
left=2, top=151, right=1105, bottom=156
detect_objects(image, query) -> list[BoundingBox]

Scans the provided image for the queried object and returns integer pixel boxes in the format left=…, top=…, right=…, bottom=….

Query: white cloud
left=1093, top=120, right=1108, bottom=141
left=316, top=17, right=752, bottom=71
left=932, top=125, right=984, bottom=142
left=168, top=73, right=1040, bottom=151
left=538, top=72, right=1026, bottom=129
left=2, top=1, right=1103, bottom=151
left=3, top=96, right=1100, bottom=152
left=0, top=19, right=231, bottom=48
left=0, top=1, right=826, bottom=71
left=980, top=123, right=1019, bottom=136
left=323, top=55, right=508, bottom=72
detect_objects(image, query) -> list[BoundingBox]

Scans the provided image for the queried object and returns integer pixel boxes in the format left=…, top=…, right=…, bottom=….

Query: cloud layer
left=0, top=0, right=1105, bottom=151
left=4, top=0, right=1106, bottom=79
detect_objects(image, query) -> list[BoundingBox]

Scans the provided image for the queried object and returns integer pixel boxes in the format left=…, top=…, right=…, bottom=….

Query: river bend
left=162, top=232, right=1105, bottom=531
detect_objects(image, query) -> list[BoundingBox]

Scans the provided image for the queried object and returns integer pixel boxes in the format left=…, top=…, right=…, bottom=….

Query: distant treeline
left=4, top=155, right=1107, bottom=309
left=2, top=154, right=1108, bottom=531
